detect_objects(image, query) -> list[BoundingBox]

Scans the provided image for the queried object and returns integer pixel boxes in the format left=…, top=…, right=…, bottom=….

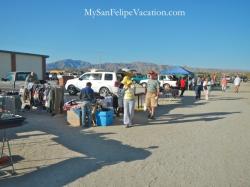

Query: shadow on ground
left=0, top=93, right=242, bottom=185
left=208, top=97, right=247, bottom=101
left=148, top=111, right=240, bottom=125
left=132, top=96, right=241, bottom=127
left=0, top=114, right=155, bottom=186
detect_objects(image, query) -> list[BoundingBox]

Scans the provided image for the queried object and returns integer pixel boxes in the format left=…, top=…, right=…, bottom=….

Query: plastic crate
left=95, top=109, right=113, bottom=126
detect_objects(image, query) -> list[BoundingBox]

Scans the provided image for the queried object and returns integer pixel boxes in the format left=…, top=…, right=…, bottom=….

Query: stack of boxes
left=67, top=107, right=114, bottom=127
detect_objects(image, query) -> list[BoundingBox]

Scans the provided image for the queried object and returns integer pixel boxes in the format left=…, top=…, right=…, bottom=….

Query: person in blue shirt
left=79, top=82, right=95, bottom=127
left=79, top=82, right=94, bottom=102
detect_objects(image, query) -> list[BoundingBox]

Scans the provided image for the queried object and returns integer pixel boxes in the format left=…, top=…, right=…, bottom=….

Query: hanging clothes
left=47, top=86, right=64, bottom=115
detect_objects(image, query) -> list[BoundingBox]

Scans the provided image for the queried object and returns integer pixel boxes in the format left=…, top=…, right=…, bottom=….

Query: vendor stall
left=0, top=108, right=25, bottom=175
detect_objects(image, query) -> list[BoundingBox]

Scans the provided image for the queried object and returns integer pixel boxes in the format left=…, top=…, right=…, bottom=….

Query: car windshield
left=5, top=73, right=15, bottom=81
left=16, top=72, right=30, bottom=81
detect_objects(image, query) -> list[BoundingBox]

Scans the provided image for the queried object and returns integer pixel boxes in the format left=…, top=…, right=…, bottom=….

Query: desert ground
left=1, top=82, right=250, bottom=187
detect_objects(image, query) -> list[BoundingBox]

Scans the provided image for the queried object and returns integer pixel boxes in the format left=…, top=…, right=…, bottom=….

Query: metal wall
left=16, top=54, right=43, bottom=79
left=0, top=52, right=44, bottom=80
left=0, top=52, right=11, bottom=78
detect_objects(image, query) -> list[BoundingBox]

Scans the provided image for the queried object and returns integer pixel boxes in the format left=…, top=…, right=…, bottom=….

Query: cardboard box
left=67, top=108, right=81, bottom=127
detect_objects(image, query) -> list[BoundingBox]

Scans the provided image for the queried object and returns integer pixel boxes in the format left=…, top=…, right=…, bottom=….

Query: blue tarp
left=160, top=66, right=193, bottom=75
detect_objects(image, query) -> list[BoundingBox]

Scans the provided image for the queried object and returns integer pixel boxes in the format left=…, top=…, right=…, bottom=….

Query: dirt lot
left=1, top=82, right=250, bottom=187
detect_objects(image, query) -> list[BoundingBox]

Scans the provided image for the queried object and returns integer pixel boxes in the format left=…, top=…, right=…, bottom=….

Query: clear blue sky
left=0, top=0, right=249, bottom=70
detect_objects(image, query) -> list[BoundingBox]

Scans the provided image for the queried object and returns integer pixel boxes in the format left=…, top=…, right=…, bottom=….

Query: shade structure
left=160, top=66, right=193, bottom=76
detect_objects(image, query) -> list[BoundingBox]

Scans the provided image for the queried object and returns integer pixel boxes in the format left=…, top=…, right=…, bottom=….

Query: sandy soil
left=0, top=82, right=250, bottom=187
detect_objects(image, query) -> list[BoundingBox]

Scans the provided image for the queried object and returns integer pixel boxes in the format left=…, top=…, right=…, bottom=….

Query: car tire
left=67, top=85, right=77, bottom=95
left=141, top=83, right=147, bottom=88
left=99, top=87, right=110, bottom=97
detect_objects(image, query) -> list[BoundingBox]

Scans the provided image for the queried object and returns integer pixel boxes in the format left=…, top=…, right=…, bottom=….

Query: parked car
left=0, top=71, right=32, bottom=91
left=49, top=70, right=64, bottom=80
left=140, top=74, right=178, bottom=89
left=241, top=76, right=248, bottom=82
left=131, top=74, right=147, bottom=84
left=225, top=76, right=233, bottom=83
left=65, top=70, right=123, bottom=96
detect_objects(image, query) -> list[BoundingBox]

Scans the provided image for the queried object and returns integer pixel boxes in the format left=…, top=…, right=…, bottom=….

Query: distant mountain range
left=46, top=59, right=92, bottom=70
left=46, top=59, right=248, bottom=73
left=47, top=59, right=172, bottom=73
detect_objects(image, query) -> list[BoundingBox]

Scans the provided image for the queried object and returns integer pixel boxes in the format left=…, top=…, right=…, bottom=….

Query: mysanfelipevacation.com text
left=84, top=8, right=186, bottom=18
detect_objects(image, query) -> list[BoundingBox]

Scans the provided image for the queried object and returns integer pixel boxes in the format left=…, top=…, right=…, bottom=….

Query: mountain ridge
left=46, top=59, right=249, bottom=73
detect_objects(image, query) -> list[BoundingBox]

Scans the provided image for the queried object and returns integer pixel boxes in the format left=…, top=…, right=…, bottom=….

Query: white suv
left=140, top=74, right=178, bottom=88
left=65, top=71, right=122, bottom=96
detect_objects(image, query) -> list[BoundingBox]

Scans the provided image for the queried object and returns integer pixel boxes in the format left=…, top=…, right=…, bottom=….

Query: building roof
left=0, top=50, right=49, bottom=58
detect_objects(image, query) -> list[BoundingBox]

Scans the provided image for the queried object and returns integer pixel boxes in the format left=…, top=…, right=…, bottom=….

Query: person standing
left=203, top=78, right=209, bottom=100
left=207, top=78, right=212, bottom=94
left=234, top=75, right=241, bottom=93
left=195, top=76, right=202, bottom=100
left=116, top=83, right=124, bottom=117
left=25, top=72, right=38, bottom=108
left=211, top=73, right=216, bottom=87
left=179, top=77, right=186, bottom=97
left=25, top=72, right=38, bottom=87
left=145, top=71, right=160, bottom=119
left=79, top=82, right=94, bottom=102
left=221, top=74, right=227, bottom=92
left=190, top=77, right=195, bottom=90
left=121, top=70, right=135, bottom=128
left=79, top=82, right=95, bottom=127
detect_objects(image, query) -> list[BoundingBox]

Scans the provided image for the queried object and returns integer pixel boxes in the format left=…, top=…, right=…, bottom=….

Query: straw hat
left=122, top=68, right=133, bottom=76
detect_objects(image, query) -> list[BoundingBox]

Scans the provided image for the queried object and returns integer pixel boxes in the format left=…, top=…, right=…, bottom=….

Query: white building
left=0, top=50, right=49, bottom=80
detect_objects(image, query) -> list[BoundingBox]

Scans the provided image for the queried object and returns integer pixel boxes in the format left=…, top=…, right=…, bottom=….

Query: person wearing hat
left=121, top=70, right=135, bottom=128
left=146, top=71, right=160, bottom=119
left=24, top=71, right=38, bottom=108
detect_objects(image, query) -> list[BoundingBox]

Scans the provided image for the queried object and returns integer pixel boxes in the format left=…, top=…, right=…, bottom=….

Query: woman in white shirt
left=203, top=78, right=209, bottom=100
left=234, top=75, right=241, bottom=93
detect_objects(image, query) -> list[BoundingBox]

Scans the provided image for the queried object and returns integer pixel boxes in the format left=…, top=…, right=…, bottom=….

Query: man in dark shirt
left=80, top=82, right=94, bottom=102
left=79, top=82, right=95, bottom=127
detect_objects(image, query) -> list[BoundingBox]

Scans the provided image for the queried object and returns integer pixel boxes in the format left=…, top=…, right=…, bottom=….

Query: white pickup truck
left=0, top=71, right=32, bottom=92
left=139, top=74, right=178, bottom=89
